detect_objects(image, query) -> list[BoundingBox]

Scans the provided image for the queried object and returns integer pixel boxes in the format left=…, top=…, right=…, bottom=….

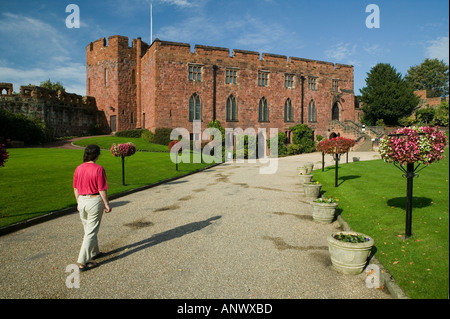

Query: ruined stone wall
left=0, top=84, right=105, bottom=138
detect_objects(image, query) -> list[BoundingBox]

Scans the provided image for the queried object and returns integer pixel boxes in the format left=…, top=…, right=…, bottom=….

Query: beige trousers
left=77, top=195, right=104, bottom=265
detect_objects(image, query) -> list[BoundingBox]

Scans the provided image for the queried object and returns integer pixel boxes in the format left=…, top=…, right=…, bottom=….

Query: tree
left=434, top=100, right=449, bottom=126
left=289, top=124, right=315, bottom=153
left=360, top=63, right=420, bottom=126
left=405, top=58, right=449, bottom=98
left=40, top=79, right=66, bottom=93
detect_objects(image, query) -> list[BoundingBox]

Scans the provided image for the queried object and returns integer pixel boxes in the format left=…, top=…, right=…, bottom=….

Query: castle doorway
left=110, top=115, right=117, bottom=132
left=332, top=102, right=340, bottom=121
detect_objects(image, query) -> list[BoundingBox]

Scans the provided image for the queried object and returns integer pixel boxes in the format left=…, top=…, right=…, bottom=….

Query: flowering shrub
left=168, top=140, right=180, bottom=151
left=379, top=126, right=447, bottom=165
left=110, top=143, right=137, bottom=157
left=316, top=137, right=356, bottom=154
left=0, top=144, right=8, bottom=168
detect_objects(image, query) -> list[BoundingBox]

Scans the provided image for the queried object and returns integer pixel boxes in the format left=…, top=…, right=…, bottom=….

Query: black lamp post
left=389, top=133, right=426, bottom=239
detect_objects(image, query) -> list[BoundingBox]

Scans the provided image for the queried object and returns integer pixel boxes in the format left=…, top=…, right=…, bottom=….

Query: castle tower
left=86, top=35, right=149, bottom=132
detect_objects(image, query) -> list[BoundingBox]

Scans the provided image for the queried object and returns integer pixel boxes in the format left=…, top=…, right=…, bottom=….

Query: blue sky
left=0, top=0, right=448, bottom=96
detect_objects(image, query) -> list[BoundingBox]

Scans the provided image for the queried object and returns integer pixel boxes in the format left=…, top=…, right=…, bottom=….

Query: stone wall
left=0, top=83, right=107, bottom=138
left=87, top=36, right=356, bottom=141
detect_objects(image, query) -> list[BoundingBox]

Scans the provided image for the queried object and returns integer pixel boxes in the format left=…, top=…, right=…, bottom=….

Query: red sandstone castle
left=86, top=35, right=357, bottom=142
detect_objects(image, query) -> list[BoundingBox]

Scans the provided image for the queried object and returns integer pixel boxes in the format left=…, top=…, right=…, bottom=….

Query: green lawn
left=312, top=147, right=449, bottom=299
left=72, top=136, right=169, bottom=152
left=0, top=147, right=215, bottom=228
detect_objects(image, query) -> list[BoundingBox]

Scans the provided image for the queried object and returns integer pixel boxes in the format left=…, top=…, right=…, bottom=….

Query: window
left=308, top=100, right=317, bottom=122
left=132, top=69, right=136, bottom=85
left=258, top=71, right=269, bottom=87
left=226, top=95, right=237, bottom=121
left=104, top=68, right=108, bottom=87
left=308, top=76, right=317, bottom=90
left=285, top=74, right=294, bottom=88
left=332, top=79, right=339, bottom=92
left=189, top=93, right=201, bottom=121
left=259, top=97, right=269, bottom=122
left=188, top=64, right=202, bottom=82
left=284, top=98, right=293, bottom=122
left=226, top=68, right=238, bottom=84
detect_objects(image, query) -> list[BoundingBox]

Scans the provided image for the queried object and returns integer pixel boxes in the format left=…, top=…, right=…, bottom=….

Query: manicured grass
left=0, top=148, right=215, bottom=228
left=73, top=136, right=169, bottom=152
left=312, top=148, right=449, bottom=299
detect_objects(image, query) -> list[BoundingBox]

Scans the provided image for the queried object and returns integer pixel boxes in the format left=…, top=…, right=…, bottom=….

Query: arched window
left=284, top=98, right=293, bottom=122
left=332, top=102, right=339, bottom=121
left=259, top=97, right=269, bottom=122
left=189, top=93, right=201, bottom=121
left=226, top=95, right=237, bottom=121
left=308, top=100, right=317, bottom=122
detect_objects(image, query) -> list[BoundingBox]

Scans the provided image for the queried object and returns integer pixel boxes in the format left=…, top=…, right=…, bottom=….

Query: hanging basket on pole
left=111, top=142, right=137, bottom=185
left=316, top=137, right=355, bottom=187
left=379, top=126, right=447, bottom=238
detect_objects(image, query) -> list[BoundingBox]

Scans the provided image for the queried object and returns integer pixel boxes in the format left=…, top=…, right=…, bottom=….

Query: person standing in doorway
left=73, top=144, right=111, bottom=271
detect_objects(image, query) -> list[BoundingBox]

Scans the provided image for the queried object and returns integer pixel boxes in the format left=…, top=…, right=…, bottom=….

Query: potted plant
left=304, top=162, right=314, bottom=174
left=303, top=181, right=321, bottom=200
left=327, top=231, right=374, bottom=275
left=297, top=166, right=308, bottom=175
left=111, top=142, right=137, bottom=185
left=311, top=197, right=338, bottom=223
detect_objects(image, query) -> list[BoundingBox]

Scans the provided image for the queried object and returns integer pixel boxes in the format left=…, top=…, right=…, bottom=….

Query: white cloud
left=324, top=42, right=357, bottom=62
left=426, top=36, right=449, bottom=64
left=0, top=13, right=86, bottom=95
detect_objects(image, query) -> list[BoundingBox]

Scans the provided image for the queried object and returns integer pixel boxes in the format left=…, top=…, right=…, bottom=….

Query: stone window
left=188, top=64, right=202, bottom=82
left=332, top=79, right=339, bottom=92
left=189, top=93, right=201, bottom=121
left=226, top=68, right=238, bottom=84
left=258, top=71, right=269, bottom=87
left=226, top=95, right=237, bottom=121
left=105, top=68, right=108, bottom=87
left=308, top=76, right=317, bottom=90
left=258, top=97, right=269, bottom=122
left=284, top=98, right=293, bottom=122
left=285, top=74, right=294, bottom=88
left=308, top=100, right=317, bottom=122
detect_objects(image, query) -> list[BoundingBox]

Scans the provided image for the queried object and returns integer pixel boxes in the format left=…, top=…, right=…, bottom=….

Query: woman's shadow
left=99, top=215, right=222, bottom=266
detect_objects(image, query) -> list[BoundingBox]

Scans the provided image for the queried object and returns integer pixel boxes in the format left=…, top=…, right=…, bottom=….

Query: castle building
left=86, top=35, right=356, bottom=144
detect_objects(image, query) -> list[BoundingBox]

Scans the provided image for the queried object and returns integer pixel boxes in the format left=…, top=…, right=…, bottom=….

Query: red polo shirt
left=73, top=162, right=108, bottom=195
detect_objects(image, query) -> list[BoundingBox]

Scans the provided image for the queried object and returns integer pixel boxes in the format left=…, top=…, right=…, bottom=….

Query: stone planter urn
left=327, top=231, right=374, bottom=275
left=298, top=174, right=313, bottom=184
left=311, top=199, right=338, bottom=223
left=303, top=182, right=321, bottom=200
left=297, top=167, right=308, bottom=175
left=304, top=162, right=314, bottom=174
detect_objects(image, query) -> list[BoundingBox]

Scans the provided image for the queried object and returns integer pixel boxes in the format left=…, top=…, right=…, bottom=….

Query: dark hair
left=83, top=144, right=101, bottom=162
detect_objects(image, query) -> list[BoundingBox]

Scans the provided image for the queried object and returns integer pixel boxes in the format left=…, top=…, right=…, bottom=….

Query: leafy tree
left=434, top=100, right=449, bottom=126
left=360, top=63, right=420, bottom=126
left=39, top=79, right=66, bottom=93
left=405, top=58, right=449, bottom=98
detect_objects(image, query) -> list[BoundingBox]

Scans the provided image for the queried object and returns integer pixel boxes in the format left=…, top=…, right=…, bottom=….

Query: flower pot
left=298, top=174, right=313, bottom=184
left=311, top=200, right=338, bottom=223
left=327, top=231, right=374, bottom=275
left=303, top=183, right=321, bottom=200
left=304, top=162, right=314, bottom=174
left=297, top=167, right=308, bottom=175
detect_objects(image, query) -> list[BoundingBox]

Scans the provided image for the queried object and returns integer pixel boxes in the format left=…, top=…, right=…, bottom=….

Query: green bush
left=141, top=129, right=155, bottom=143
left=268, top=132, right=287, bottom=157
left=153, top=128, right=173, bottom=146
left=290, top=124, right=315, bottom=153
left=287, top=143, right=301, bottom=155
left=0, top=109, right=48, bottom=145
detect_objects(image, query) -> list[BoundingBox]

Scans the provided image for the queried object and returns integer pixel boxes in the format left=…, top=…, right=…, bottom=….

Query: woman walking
left=73, top=144, right=111, bottom=271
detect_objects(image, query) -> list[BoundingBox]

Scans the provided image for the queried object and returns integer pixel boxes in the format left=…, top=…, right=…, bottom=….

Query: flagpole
left=150, top=3, right=153, bottom=43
